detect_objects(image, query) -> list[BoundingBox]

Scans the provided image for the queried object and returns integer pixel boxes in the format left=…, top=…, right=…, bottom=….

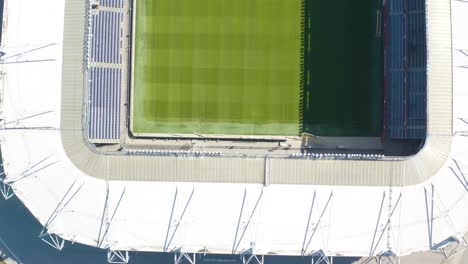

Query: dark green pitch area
left=302, top=0, right=383, bottom=136
left=132, top=0, right=383, bottom=137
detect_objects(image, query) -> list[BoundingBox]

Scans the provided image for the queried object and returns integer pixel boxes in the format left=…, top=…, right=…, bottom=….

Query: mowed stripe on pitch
left=133, top=0, right=302, bottom=135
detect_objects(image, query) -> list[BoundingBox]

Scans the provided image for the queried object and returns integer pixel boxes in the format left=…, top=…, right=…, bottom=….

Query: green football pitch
left=133, top=0, right=302, bottom=136
left=132, top=0, right=382, bottom=137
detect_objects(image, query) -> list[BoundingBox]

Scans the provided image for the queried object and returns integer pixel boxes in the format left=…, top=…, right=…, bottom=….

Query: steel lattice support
left=424, top=184, right=465, bottom=250
left=97, top=184, right=126, bottom=249
left=449, top=159, right=468, bottom=192
left=232, top=189, right=264, bottom=254
left=377, top=252, right=399, bottom=264
left=38, top=178, right=83, bottom=250
left=369, top=192, right=402, bottom=257
left=240, top=247, right=264, bottom=264
left=458, top=48, right=468, bottom=69
left=0, top=177, right=13, bottom=200
left=301, top=191, right=333, bottom=256
left=362, top=251, right=399, bottom=264
left=242, top=254, right=264, bottom=264
left=458, top=118, right=468, bottom=126
left=0, top=43, right=56, bottom=65
left=107, top=249, right=129, bottom=264
left=164, top=188, right=195, bottom=252
left=38, top=231, right=65, bottom=251
left=0, top=154, right=58, bottom=200
left=433, top=236, right=468, bottom=259
left=310, top=250, right=333, bottom=264
left=423, top=182, right=468, bottom=259
left=174, top=250, right=196, bottom=264
left=0, top=111, right=55, bottom=129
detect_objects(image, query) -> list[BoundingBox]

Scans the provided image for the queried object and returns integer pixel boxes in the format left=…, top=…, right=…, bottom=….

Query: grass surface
left=302, top=0, right=383, bottom=136
left=132, top=0, right=383, bottom=137
left=133, top=0, right=302, bottom=135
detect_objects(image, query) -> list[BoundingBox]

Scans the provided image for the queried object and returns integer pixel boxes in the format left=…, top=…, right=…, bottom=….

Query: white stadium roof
left=0, top=0, right=467, bottom=260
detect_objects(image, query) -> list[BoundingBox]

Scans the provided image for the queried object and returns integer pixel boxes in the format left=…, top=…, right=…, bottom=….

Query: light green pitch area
left=133, top=0, right=302, bottom=136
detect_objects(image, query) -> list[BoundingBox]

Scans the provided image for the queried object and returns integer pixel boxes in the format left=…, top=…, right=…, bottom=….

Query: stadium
left=0, top=0, right=467, bottom=263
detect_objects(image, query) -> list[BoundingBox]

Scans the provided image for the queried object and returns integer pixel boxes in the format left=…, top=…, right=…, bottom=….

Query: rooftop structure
left=0, top=0, right=467, bottom=263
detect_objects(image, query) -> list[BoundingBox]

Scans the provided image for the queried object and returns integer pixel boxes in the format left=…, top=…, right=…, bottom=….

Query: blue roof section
left=88, top=67, right=122, bottom=140
left=387, top=0, right=427, bottom=139
left=87, top=9, right=124, bottom=141
left=91, top=11, right=123, bottom=64
left=100, top=0, right=124, bottom=9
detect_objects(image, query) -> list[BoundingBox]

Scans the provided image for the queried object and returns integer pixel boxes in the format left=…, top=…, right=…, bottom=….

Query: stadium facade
left=0, top=0, right=467, bottom=263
